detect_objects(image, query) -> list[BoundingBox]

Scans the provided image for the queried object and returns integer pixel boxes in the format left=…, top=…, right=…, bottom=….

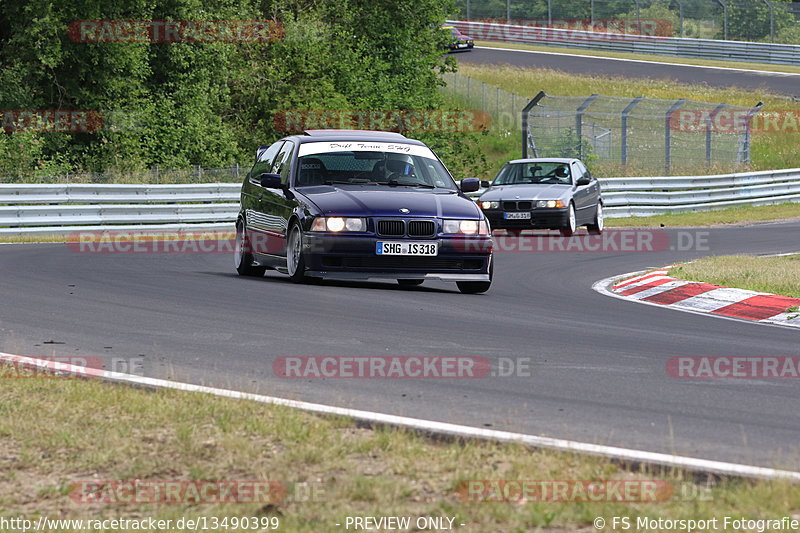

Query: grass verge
left=1, top=377, right=799, bottom=532
left=474, top=41, right=800, bottom=75
left=605, top=202, right=800, bottom=227
left=669, top=254, right=800, bottom=298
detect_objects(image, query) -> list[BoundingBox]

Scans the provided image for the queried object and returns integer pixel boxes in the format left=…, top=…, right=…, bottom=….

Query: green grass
left=475, top=40, right=800, bottom=75
left=1, top=377, right=799, bottom=531
left=669, top=254, right=800, bottom=298
left=605, top=202, right=800, bottom=227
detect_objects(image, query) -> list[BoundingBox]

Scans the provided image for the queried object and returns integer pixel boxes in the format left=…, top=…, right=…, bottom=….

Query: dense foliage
left=0, top=0, right=484, bottom=178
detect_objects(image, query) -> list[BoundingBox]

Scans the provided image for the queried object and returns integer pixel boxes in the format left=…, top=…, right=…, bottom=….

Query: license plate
left=458, top=43, right=468, bottom=48
left=376, top=241, right=438, bottom=256
left=504, top=212, right=531, bottom=220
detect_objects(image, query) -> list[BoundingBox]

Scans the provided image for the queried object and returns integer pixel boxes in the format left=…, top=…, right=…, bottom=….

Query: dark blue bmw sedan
left=235, top=130, right=493, bottom=293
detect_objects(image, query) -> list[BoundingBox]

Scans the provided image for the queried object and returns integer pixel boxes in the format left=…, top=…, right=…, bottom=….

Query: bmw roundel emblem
left=399, top=208, right=410, bottom=214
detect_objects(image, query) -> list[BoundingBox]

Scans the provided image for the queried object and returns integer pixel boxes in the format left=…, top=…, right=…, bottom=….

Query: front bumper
left=303, top=233, right=492, bottom=281
left=483, top=208, right=569, bottom=230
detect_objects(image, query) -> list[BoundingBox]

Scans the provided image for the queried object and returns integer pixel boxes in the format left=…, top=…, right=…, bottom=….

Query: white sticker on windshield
left=298, top=141, right=437, bottom=160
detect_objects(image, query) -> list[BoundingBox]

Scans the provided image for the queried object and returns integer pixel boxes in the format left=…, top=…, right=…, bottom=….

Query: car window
left=248, top=141, right=283, bottom=183
left=294, top=147, right=456, bottom=190
left=493, top=162, right=571, bottom=185
left=272, top=141, right=295, bottom=184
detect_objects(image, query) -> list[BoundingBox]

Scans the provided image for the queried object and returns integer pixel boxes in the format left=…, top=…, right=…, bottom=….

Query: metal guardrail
left=2, top=171, right=799, bottom=235
left=448, top=20, right=800, bottom=66
left=0, top=183, right=240, bottom=236
left=598, top=168, right=800, bottom=217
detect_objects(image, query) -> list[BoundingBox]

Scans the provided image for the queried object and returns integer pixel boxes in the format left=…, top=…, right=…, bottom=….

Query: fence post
left=466, top=0, right=471, bottom=19
left=715, top=0, right=728, bottom=40
left=521, top=91, right=547, bottom=159
left=664, top=99, right=686, bottom=175
left=763, top=0, right=775, bottom=42
left=548, top=0, right=552, bottom=25
left=706, top=103, right=728, bottom=166
left=740, top=102, right=764, bottom=165
left=575, top=94, right=599, bottom=159
left=506, top=0, right=510, bottom=22
left=621, top=96, right=644, bottom=166
left=591, top=0, right=595, bottom=25
left=677, top=0, right=684, bottom=37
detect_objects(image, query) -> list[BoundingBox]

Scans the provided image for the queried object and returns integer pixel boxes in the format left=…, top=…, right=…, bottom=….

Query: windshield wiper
left=384, top=180, right=436, bottom=189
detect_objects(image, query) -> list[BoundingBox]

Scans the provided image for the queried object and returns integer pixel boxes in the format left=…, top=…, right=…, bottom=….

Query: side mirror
left=260, top=173, right=283, bottom=188
left=460, top=178, right=480, bottom=193
left=576, top=176, right=591, bottom=186
left=480, top=180, right=491, bottom=188
left=256, top=145, right=269, bottom=161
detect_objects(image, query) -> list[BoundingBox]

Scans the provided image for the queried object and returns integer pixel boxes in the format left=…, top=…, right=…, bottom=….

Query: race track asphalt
left=458, top=46, right=800, bottom=96
left=2, top=221, right=799, bottom=469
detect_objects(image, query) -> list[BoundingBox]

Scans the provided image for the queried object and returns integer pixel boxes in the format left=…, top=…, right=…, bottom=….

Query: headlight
left=443, top=219, right=490, bottom=235
left=536, top=200, right=566, bottom=208
left=310, top=217, right=366, bottom=232
left=479, top=201, right=499, bottom=210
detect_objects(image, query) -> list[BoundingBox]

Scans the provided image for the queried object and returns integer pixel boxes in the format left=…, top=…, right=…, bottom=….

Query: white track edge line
left=2, top=351, right=799, bottom=482
left=477, top=45, right=800, bottom=77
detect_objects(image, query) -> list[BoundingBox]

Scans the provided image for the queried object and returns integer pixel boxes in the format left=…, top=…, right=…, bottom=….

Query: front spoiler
left=304, top=271, right=490, bottom=282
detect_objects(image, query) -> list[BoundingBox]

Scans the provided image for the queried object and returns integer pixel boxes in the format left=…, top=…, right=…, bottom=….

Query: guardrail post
left=665, top=99, right=686, bottom=175
left=522, top=91, right=546, bottom=159
left=576, top=94, right=599, bottom=159
left=621, top=96, right=644, bottom=166
left=707, top=103, right=727, bottom=166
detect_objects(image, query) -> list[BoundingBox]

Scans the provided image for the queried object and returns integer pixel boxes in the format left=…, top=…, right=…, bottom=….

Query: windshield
left=295, top=149, right=457, bottom=190
left=492, top=162, right=572, bottom=185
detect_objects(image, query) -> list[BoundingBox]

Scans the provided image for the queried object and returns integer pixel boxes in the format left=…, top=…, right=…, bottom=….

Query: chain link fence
left=441, top=71, right=523, bottom=135
left=455, top=0, right=800, bottom=43
left=524, top=92, right=762, bottom=174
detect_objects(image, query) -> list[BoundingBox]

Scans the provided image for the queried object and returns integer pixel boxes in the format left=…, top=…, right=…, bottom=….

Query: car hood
left=479, top=184, right=573, bottom=201
left=297, top=186, right=481, bottom=219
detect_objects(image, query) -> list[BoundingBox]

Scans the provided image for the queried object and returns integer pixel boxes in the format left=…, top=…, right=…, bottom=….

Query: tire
left=456, top=255, right=493, bottom=294
left=285, top=223, right=309, bottom=283
left=559, top=203, right=577, bottom=237
left=587, top=202, right=604, bottom=235
left=235, top=221, right=267, bottom=277
left=397, top=279, right=424, bottom=287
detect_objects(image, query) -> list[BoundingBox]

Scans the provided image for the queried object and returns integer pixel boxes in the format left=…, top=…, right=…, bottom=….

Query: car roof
left=506, top=158, right=577, bottom=165
left=284, top=130, right=427, bottom=146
